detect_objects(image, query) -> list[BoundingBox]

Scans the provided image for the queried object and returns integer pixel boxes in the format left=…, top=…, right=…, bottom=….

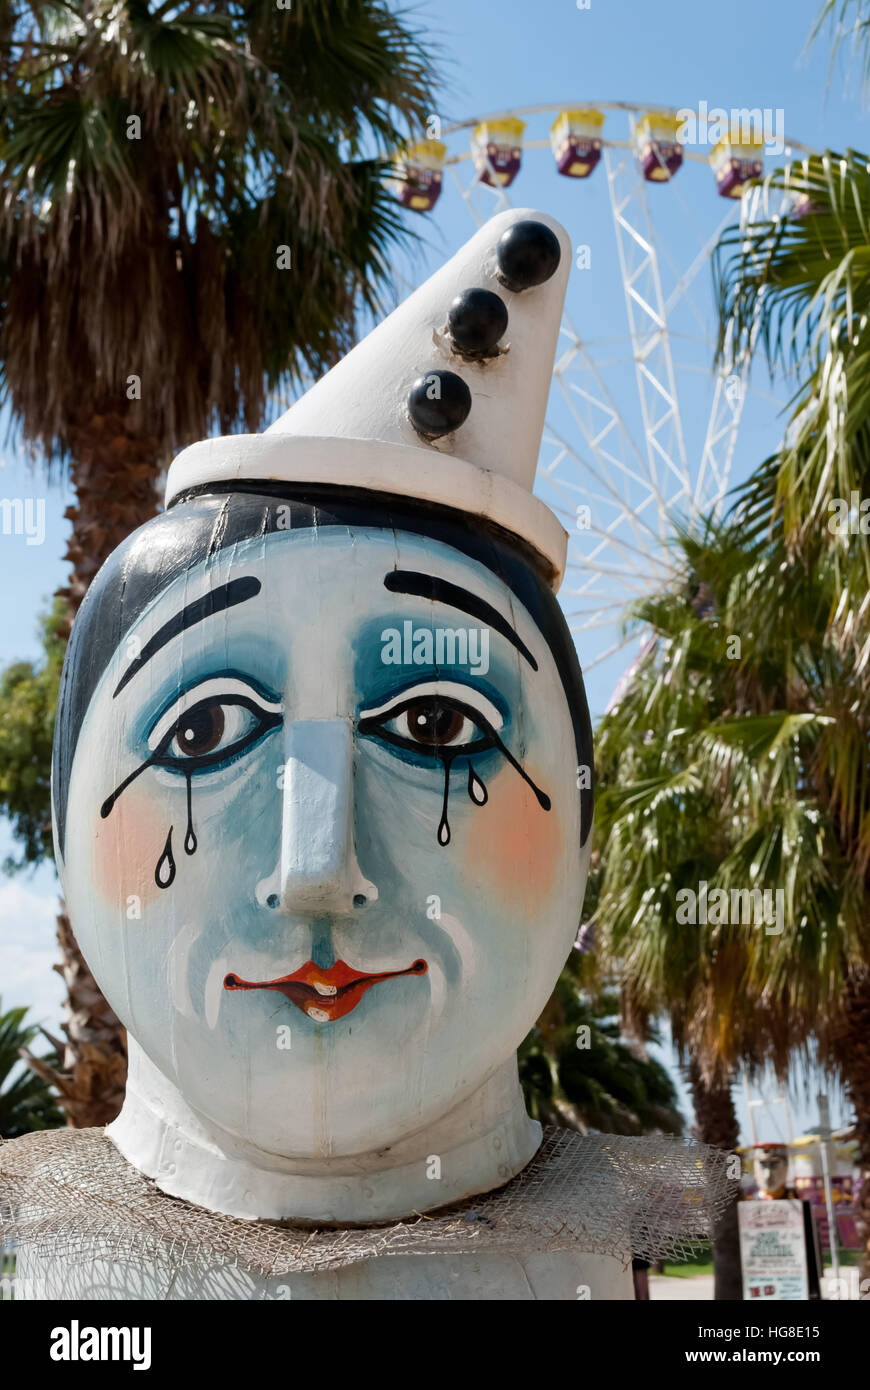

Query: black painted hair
left=52, top=483, right=594, bottom=857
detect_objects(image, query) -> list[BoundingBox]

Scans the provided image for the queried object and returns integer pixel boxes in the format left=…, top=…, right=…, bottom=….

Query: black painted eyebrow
left=384, top=570, right=538, bottom=671
left=112, top=576, right=262, bottom=698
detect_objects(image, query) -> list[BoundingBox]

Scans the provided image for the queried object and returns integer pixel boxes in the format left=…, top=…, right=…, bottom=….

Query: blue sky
left=0, top=0, right=860, bottom=1142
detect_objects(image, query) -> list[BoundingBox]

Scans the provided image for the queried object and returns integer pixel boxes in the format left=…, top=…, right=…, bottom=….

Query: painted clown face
left=755, top=1153, right=789, bottom=1195
left=55, top=493, right=592, bottom=1158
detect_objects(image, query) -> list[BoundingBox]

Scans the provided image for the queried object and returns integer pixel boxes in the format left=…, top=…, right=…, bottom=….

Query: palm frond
left=0, top=0, right=442, bottom=467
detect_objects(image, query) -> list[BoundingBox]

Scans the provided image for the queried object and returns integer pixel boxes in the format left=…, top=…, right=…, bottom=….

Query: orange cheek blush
left=91, top=789, right=169, bottom=913
left=461, top=768, right=563, bottom=914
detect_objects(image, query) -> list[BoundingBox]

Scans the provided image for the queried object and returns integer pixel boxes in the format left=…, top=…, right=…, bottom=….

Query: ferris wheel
left=390, top=103, right=812, bottom=689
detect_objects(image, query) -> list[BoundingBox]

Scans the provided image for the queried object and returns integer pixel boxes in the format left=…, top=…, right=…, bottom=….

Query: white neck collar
left=107, top=1040, right=541, bottom=1223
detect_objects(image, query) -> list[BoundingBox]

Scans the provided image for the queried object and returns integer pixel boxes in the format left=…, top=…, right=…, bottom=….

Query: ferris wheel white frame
left=430, top=102, right=814, bottom=670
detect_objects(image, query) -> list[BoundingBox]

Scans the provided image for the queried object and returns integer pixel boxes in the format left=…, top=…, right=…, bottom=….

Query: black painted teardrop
left=468, top=765, right=488, bottom=805
left=155, top=828, right=176, bottom=889
left=184, top=776, right=197, bottom=855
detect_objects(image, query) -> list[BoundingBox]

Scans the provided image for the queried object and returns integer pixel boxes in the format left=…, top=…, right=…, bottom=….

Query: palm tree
left=713, top=147, right=870, bottom=641
left=594, top=501, right=870, bottom=1289
left=0, top=1000, right=64, bottom=1138
left=589, top=0, right=870, bottom=1287
left=519, top=968, right=684, bottom=1137
left=592, top=543, right=750, bottom=1299
left=713, top=122, right=870, bottom=1281
left=814, top=1, right=870, bottom=100
left=0, top=0, right=439, bottom=1126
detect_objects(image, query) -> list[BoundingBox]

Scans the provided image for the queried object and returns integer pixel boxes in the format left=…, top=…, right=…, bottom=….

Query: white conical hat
left=165, top=208, right=572, bottom=589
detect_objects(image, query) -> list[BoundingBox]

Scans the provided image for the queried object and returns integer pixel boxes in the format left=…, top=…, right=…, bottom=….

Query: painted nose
left=256, top=719, right=378, bottom=915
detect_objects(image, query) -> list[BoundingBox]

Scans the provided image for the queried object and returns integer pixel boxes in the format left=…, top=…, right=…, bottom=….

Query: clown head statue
left=52, top=211, right=594, bottom=1224
left=753, top=1144, right=792, bottom=1200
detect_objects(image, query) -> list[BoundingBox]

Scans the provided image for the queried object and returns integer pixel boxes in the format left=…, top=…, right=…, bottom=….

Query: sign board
left=738, top=1200, right=810, bottom=1301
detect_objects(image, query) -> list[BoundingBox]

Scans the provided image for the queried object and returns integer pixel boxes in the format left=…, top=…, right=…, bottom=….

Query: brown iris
left=406, top=698, right=465, bottom=747
left=175, top=702, right=225, bottom=757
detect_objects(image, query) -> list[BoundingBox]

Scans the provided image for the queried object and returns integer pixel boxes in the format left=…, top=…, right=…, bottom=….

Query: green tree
left=713, top=147, right=870, bottom=647
left=0, top=0, right=440, bottom=1125
left=711, top=44, right=870, bottom=1277
left=519, top=965, right=683, bottom=1137
left=594, top=506, right=867, bottom=1291
left=599, top=3, right=870, bottom=1285
left=0, top=600, right=65, bottom=871
left=0, top=1000, right=64, bottom=1138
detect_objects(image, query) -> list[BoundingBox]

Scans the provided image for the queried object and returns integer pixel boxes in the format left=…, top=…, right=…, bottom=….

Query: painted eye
left=165, top=700, right=246, bottom=760
left=148, top=679, right=282, bottom=772
left=358, top=681, right=504, bottom=759
left=394, top=698, right=478, bottom=749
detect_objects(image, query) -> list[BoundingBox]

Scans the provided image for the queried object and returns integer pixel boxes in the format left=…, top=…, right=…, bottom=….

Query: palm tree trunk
left=831, top=965, right=870, bottom=1288
left=688, top=1059, right=743, bottom=1300
left=40, top=410, right=160, bottom=1127
left=22, top=905, right=128, bottom=1127
left=57, top=409, right=161, bottom=630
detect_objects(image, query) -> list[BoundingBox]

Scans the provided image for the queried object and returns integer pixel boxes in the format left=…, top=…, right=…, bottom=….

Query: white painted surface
left=164, top=434, right=568, bottom=589
left=16, top=1245, right=633, bottom=1301
left=264, top=207, right=570, bottom=488
left=65, top=530, right=591, bottom=1216
left=108, top=1041, right=542, bottom=1224
left=165, top=207, right=573, bottom=588
left=270, top=719, right=377, bottom=912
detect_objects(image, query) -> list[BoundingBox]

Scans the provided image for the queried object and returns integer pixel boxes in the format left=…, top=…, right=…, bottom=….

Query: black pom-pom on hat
left=408, top=370, right=472, bottom=440
left=447, top=288, right=508, bottom=358
left=496, top=220, right=561, bottom=292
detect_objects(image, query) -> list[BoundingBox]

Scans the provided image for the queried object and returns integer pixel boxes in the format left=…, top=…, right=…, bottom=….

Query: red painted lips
left=223, top=957, right=428, bottom=1022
